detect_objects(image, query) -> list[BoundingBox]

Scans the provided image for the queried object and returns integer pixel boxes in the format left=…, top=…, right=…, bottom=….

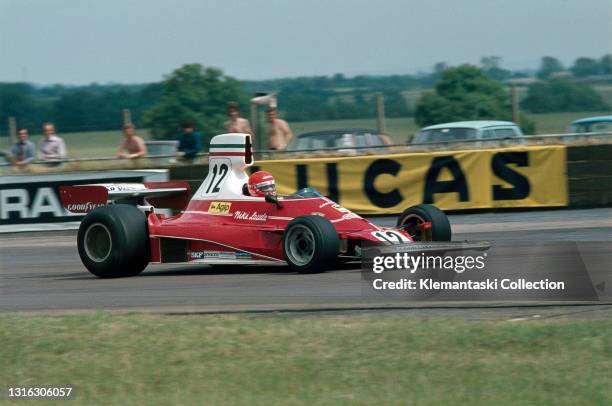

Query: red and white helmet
left=248, top=171, right=276, bottom=197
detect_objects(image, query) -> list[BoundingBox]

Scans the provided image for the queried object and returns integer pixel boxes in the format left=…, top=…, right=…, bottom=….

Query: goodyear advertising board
left=256, top=146, right=567, bottom=214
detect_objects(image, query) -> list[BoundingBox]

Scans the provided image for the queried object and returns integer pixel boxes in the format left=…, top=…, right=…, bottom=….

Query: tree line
left=1, top=54, right=610, bottom=137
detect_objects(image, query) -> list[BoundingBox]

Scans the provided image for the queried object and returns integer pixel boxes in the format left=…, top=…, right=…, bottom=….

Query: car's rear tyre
left=396, top=204, right=451, bottom=241
left=77, top=204, right=150, bottom=278
left=282, top=215, right=339, bottom=273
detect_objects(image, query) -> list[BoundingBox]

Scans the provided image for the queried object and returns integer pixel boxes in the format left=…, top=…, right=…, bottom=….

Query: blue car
left=568, top=116, right=612, bottom=133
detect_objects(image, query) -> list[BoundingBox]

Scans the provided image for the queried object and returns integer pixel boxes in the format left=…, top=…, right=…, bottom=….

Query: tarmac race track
left=1, top=208, right=611, bottom=318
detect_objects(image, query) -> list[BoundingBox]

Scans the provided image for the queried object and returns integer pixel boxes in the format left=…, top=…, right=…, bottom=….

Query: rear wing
left=60, top=181, right=191, bottom=214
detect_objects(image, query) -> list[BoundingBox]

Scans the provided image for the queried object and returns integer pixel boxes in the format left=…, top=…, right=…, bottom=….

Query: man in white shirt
left=38, top=123, right=66, bottom=162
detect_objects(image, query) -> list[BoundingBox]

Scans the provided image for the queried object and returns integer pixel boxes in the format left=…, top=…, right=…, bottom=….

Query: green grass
left=1, top=313, right=611, bottom=405
left=523, top=111, right=611, bottom=134
left=593, top=84, right=612, bottom=107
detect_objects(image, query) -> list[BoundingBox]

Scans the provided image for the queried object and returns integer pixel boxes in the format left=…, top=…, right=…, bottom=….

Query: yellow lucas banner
left=256, top=145, right=567, bottom=214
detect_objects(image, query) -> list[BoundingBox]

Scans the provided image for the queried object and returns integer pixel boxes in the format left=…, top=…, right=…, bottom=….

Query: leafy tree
left=415, top=65, right=533, bottom=132
left=429, top=62, right=448, bottom=82
left=383, top=89, right=411, bottom=117
left=571, top=57, right=601, bottom=77
left=143, top=64, right=248, bottom=143
left=537, top=56, right=564, bottom=79
left=600, top=54, right=612, bottom=75
left=521, top=79, right=609, bottom=113
left=0, top=83, right=53, bottom=135
left=481, top=56, right=511, bottom=81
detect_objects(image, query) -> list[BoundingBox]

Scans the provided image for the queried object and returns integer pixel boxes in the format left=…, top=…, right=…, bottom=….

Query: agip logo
left=208, top=201, right=232, bottom=214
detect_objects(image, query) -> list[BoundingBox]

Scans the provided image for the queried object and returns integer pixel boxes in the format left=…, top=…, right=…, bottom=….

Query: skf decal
left=187, top=250, right=252, bottom=261
left=208, top=201, right=232, bottom=214
left=188, top=250, right=234, bottom=260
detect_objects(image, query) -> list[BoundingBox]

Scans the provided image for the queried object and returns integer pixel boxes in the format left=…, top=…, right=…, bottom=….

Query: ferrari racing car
left=60, top=133, right=452, bottom=278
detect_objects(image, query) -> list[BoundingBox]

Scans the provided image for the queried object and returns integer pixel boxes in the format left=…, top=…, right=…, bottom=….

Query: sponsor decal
left=331, top=204, right=350, bottom=213
left=107, top=184, right=146, bottom=192
left=371, top=230, right=410, bottom=244
left=257, top=146, right=567, bottom=214
left=233, top=211, right=268, bottom=221
left=208, top=201, right=232, bottom=214
left=310, top=212, right=326, bottom=217
left=340, top=212, right=361, bottom=220
left=187, top=250, right=252, bottom=261
left=235, top=251, right=252, bottom=259
left=0, top=175, right=147, bottom=227
left=66, top=202, right=105, bottom=212
left=188, top=250, right=235, bottom=260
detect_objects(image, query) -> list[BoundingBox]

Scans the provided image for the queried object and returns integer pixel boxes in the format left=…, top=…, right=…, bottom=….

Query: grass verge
left=1, top=313, right=611, bottom=405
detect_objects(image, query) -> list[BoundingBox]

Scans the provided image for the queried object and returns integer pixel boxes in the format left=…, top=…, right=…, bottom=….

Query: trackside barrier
left=1, top=144, right=608, bottom=228
left=567, top=144, right=612, bottom=207
left=171, top=145, right=568, bottom=215
left=0, top=170, right=169, bottom=233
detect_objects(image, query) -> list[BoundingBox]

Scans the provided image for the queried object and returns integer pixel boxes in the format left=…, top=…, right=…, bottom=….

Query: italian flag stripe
left=209, top=152, right=245, bottom=157
left=210, top=143, right=245, bottom=148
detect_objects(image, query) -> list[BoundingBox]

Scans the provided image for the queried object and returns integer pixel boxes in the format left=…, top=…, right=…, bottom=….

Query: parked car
left=144, top=140, right=179, bottom=156
left=568, top=116, right=612, bottom=133
left=412, top=121, right=524, bottom=145
left=293, top=128, right=391, bottom=153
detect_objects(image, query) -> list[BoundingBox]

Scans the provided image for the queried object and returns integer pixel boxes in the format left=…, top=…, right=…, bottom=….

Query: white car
left=413, top=121, right=525, bottom=146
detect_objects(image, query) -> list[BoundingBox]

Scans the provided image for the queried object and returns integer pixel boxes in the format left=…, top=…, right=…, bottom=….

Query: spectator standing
left=116, top=123, right=147, bottom=159
left=10, top=128, right=36, bottom=166
left=38, top=123, right=66, bottom=162
left=176, top=121, right=202, bottom=161
left=224, top=102, right=252, bottom=134
left=266, top=108, right=293, bottom=150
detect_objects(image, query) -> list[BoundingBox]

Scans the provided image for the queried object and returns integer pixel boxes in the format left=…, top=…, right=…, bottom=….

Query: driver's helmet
left=247, top=171, right=276, bottom=197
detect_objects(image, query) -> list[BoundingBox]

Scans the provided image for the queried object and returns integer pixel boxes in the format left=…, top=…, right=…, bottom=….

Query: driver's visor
left=256, top=180, right=276, bottom=192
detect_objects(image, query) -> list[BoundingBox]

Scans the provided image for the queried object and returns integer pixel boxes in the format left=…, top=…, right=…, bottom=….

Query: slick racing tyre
left=396, top=204, right=451, bottom=242
left=77, top=204, right=150, bottom=278
left=282, top=215, right=339, bottom=273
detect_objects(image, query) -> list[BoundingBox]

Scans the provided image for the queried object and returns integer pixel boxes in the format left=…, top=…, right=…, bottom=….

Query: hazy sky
left=0, top=0, right=610, bottom=84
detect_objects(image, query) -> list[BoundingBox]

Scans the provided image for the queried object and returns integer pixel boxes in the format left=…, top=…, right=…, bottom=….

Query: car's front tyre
left=282, top=215, right=339, bottom=273
left=77, top=204, right=150, bottom=278
left=396, top=204, right=451, bottom=241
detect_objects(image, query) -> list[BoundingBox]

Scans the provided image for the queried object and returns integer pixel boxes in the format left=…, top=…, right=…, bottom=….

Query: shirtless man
left=224, top=102, right=252, bottom=134
left=266, top=108, right=293, bottom=150
left=116, top=123, right=147, bottom=159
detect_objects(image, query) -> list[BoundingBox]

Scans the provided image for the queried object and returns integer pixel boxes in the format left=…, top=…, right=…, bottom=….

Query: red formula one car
left=60, top=134, right=451, bottom=278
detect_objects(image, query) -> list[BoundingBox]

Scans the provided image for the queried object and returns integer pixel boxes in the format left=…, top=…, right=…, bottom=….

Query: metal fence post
left=122, top=109, right=132, bottom=126
left=8, top=116, right=17, bottom=142
left=376, top=93, right=386, bottom=134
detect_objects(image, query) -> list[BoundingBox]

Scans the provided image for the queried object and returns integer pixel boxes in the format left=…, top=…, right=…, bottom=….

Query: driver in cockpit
left=245, top=171, right=277, bottom=197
